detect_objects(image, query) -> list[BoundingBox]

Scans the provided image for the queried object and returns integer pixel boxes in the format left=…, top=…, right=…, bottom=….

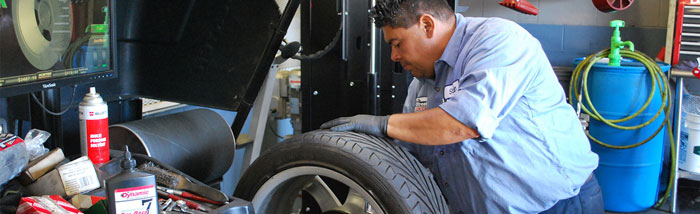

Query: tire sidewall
left=234, top=132, right=415, bottom=213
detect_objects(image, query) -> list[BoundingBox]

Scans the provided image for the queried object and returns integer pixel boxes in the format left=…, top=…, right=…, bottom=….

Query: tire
left=234, top=130, right=449, bottom=214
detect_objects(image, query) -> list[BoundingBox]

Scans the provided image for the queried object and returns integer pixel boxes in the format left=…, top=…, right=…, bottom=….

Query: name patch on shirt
left=444, top=80, right=459, bottom=100
left=415, top=97, right=428, bottom=112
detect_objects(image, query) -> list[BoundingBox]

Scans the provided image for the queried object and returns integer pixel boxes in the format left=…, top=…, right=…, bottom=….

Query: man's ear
left=419, top=14, right=435, bottom=38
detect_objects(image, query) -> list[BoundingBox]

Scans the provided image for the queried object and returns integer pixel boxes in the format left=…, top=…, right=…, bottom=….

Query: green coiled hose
left=569, top=48, right=675, bottom=208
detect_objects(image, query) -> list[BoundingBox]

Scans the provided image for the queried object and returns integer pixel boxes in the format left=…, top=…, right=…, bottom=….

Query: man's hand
left=320, top=114, right=390, bottom=138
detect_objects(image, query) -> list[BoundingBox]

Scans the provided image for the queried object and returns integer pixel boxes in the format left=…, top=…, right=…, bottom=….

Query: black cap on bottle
left=121, top=146, right=137, bottom=170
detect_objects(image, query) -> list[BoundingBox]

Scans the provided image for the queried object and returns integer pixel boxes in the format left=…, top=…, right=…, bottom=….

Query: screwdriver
left=157, top=186, right=224, bottom=205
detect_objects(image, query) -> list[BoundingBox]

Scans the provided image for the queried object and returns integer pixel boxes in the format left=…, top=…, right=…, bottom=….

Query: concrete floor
left=604, top=179, right=700, bottom=214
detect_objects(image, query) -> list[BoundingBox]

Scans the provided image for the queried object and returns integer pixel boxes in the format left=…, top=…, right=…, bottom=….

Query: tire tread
left=295, top=131, right=449, bottom=214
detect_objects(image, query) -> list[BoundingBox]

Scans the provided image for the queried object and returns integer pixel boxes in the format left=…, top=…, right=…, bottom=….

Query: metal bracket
left=341, top=0, right=348, bottom=61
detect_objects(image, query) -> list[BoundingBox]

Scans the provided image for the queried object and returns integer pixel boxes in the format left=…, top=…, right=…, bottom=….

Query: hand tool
left=176, top=200, right=207, bottom=214
left=157, top=186, right=224, bottom=205
left=158, top=190, right=211, bottom=212
left=140, top=162, right=228, bottom=203
left=160, top=198, right=173, bottom=211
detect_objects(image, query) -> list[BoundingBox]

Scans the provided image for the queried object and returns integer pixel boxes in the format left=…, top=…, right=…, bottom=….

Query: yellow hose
left=568, top=49, right=675, bottom=208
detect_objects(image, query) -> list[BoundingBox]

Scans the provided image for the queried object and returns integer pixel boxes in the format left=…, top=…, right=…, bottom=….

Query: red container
left=79, top=87, right=110, bottom=164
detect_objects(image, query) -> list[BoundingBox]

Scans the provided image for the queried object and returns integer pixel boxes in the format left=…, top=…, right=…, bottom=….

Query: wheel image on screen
left=234, top=131, right=449, bottom=214
left=12, top=0, right=71, bottom=70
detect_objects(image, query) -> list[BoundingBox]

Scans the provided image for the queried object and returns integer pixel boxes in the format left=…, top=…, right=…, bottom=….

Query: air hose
left=569, top=48, right=675, bottom=208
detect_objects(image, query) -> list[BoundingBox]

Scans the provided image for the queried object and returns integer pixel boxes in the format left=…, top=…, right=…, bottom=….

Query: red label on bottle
left=86, top=118, right=109, bottom=164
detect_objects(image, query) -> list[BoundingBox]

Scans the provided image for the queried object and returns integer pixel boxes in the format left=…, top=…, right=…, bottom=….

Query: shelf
left=679, top=50, right=700, bottom=56
left=141, top=98, right=185, bottom=116
left=679, top=170, right=700, bottom=181
left=671, top=68, right=696, bottom=78
left=681, top=41, right=700, bottom=46
left=681, top=32, right=700, bottom=37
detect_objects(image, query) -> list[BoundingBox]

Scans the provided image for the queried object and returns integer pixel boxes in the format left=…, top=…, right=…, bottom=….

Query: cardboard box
left=18, top=148, right=65, bottom=185
left=26, top=156, right=101, bottom=196
left=70, top=194, right=106, bottom=209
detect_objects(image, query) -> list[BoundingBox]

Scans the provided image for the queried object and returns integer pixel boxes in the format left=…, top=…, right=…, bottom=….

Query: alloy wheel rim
left=252, top=166, right=385, bottom=214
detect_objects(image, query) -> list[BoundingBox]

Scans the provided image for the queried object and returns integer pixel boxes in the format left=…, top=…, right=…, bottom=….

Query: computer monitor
left=0, top=0, right=116, bottom=97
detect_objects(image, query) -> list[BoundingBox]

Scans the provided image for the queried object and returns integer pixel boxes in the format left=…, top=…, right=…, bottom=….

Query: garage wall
left=457, top=0, right=670, bottom=66
left=458, top=0, right=668, bottom=27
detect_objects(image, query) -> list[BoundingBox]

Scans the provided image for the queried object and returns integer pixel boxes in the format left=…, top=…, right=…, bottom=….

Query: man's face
left=383, top=24, right=436, bottom=79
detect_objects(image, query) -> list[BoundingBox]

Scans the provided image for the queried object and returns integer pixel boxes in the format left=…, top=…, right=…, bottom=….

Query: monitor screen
left=0, top=0, right=115, bottom=97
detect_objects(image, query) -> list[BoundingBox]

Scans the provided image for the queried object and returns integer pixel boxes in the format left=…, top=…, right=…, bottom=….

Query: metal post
left=341, top=0, right=348, bottom=61
left=672, top=77, right=684, bottom=213
left=241, top=64, right=280, bottom=172
left=368, top=0, right=378, bottom=114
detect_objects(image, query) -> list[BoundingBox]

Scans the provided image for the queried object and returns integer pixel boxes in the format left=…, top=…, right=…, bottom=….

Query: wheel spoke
left=303, top=175, right=343, bottom=212
left=251, top=166, right=390, bottom=214
left=341, top=188, right=369, bottom=214
left=258, top=177, right=310, bottom=213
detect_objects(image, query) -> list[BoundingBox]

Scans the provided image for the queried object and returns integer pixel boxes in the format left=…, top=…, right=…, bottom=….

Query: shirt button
left=435, top=87, right=440, bottom=92
left=439, top=150, right=445, bottom=155
left=444, top=182, right=449, bottom=187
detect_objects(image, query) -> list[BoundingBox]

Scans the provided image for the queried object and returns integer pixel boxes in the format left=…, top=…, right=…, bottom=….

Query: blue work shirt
left=399, top=14, right=598, bottom=213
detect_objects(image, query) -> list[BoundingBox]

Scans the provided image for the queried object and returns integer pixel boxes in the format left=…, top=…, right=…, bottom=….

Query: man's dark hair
left=370, top=0, right=453, bottom=28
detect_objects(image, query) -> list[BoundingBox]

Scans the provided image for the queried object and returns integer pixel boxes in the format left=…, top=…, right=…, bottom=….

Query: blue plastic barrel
left=573, top=58, right=670, bottom=212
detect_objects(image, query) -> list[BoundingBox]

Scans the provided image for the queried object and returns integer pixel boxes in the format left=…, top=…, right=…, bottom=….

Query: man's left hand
left=320, top=114, right=390, bottom=138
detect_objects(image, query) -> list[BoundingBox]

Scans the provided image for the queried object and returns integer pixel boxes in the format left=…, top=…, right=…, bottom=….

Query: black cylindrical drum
left=109, top=109, right=235, bottom=183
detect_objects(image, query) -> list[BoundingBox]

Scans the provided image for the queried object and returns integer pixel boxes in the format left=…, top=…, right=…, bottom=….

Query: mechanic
left=320, top=0, right=604, bottom=213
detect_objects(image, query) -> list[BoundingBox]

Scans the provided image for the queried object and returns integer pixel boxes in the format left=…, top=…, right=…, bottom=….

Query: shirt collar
left=435, top=13, right=468, bottom=72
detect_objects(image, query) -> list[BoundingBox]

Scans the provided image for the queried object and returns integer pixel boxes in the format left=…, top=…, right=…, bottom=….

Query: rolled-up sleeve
left=439, top=84, right=499, bottom=138
left=438, top=26, right=538, bottom=139
left=439, top=69, right=502, bottom=139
